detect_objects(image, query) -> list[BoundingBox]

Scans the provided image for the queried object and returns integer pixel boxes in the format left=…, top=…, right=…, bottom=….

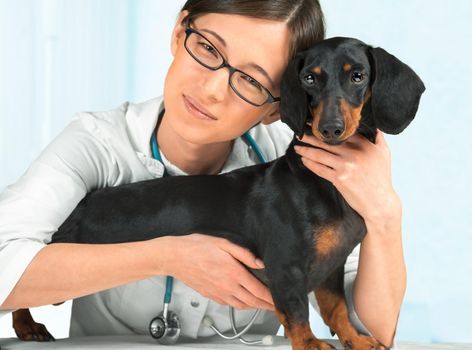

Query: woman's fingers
left=166, top=234, right=274, bottom=311
left=301, top=157, right=336, bottom=182
left=237, top=268, right=274, bottom=308
left=298, top=134, right=342, bottom=155
left=220, top=239, right=264, bottom=270
left=222, top=240, right=274, bottom=309
left=227, top=285, right=275, bottom=310
left=295, top=145, right=340, bottom=170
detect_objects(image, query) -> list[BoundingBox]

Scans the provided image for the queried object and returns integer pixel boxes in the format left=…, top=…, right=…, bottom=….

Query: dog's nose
left=320, top=121, right=345, bottom=140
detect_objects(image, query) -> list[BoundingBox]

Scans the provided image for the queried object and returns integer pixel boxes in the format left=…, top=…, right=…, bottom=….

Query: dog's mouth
left=323, top=139, right=344, bottom=146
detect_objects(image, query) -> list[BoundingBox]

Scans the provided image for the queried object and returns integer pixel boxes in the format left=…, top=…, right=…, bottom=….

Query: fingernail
left=294, top=145, right=301, bottom=153
left=255, top=258, right=265, bottom=268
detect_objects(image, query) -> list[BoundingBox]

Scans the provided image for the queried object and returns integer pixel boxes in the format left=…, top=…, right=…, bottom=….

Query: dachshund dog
left=11, top=37, right=424, bottom=350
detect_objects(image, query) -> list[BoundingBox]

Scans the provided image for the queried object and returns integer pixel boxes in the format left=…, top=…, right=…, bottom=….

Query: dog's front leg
left=12, top=309, right=55, bottom=342
left=265, top=260, right=336, bottom=350
left=314, top=266, right=389, bottom=350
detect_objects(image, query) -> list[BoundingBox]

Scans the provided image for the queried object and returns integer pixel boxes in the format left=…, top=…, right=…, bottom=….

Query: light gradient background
left=0, top=0, right=471, bottom=344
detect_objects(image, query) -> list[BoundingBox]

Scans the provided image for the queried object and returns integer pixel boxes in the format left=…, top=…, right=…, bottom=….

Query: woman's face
left=164, top=12, right=291, bottom=144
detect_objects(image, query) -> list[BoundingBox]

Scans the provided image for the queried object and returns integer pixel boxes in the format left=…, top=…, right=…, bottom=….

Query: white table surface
left=0, top=335, right=471, bottom=350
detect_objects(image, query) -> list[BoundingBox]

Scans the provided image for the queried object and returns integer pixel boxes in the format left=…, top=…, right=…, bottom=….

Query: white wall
left=1, top=0, right=471, bottom=344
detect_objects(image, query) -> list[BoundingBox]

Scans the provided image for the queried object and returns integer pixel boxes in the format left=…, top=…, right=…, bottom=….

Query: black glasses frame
left=184, top=27, right=280, bottom=107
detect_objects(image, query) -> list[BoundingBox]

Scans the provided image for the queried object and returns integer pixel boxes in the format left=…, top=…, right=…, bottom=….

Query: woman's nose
left=201, top=68, right=230, bottom=102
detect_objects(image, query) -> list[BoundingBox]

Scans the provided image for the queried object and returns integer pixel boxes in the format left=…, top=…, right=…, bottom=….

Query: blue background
left=1, top=0, right=471, bottom=344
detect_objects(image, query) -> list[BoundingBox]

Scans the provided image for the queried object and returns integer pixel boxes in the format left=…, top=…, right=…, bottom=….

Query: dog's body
left=12, top=37, right=424, bottom=350
left=51, top=141, right=366, bottom=290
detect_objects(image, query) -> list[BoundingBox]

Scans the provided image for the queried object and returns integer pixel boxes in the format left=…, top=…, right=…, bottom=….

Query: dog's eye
left=351, top=72, right=365, bottom=83
left=303, top=74, right=316, bottom=86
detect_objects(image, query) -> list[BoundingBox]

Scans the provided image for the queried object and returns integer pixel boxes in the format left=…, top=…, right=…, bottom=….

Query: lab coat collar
left=125, top=96, right=260, bottom=178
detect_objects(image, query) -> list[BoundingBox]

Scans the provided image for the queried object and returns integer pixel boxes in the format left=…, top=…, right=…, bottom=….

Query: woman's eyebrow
left=200, top=28, right=227, bottom=47
left=246, top=63, right=276, bottom=88
left=200, top=28, right=276, bottom=88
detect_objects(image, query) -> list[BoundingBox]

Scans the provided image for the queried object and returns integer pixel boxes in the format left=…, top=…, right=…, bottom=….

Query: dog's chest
left=305, top=205, right=366, bottom=290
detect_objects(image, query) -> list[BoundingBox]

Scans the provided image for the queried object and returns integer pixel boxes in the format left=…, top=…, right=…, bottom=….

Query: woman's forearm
left=353, top=211, right=407, bottom=347
left=0, top=238, right=173, bottom=309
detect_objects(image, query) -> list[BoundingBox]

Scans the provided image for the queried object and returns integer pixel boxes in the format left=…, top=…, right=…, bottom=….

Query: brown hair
left=180, top=0, right=325, bottom=60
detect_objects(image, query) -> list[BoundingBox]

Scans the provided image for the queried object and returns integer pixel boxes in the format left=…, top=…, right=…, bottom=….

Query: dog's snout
left=320, top=121, right=345, bottom=141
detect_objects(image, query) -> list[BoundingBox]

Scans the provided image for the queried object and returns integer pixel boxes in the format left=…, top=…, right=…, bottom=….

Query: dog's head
left=280, top=37, right=425, bottom=144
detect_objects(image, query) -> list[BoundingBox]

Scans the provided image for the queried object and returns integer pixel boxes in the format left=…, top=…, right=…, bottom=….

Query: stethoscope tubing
left=150, top=113, right=270, bottom=345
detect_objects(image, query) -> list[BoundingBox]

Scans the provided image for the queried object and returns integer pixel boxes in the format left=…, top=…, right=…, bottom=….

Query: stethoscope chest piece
left=149, top=310, right=181, bottom=344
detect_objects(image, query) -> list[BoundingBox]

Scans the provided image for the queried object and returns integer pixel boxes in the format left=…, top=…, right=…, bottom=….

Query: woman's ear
left=261, top=105, right=281, bottom=125
left=171, top=10, right=189, bottom=57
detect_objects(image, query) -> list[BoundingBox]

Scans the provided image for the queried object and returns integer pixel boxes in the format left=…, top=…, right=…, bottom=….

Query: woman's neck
left=156, top=113, right=233, bottom=175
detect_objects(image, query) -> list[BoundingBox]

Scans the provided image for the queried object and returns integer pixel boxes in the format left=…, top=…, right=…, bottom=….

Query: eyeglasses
left=184, top=27, right=280, bottom=107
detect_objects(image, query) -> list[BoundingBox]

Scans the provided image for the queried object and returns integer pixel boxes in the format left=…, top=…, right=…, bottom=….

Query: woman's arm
left=354, top=209, right=406, bottom=347
left=1, top=234, right=274, bottom=311
left=295, top=131, right=406, bottom=348
left=1, top=239, right=169, bottom=309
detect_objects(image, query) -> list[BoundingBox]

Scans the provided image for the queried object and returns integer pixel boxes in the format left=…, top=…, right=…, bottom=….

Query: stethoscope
left=148, top=110, right=273, bottom=346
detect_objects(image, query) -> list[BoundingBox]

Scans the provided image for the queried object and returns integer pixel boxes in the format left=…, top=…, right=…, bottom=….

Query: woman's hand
left=155, top=233, right=275, bottom=311
left=294, top=131, right=402, bottom=228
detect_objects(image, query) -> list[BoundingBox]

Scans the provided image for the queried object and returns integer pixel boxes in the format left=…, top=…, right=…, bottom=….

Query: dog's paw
left=14, top=321, right=55, bottom=342
left=340, top=334, right=389, bottom=350
left=303, top=338, right=337, bottom=350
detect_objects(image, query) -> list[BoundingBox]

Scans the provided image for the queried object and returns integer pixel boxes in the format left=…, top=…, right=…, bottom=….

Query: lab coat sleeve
left=0, top=112, right=119, bottom=317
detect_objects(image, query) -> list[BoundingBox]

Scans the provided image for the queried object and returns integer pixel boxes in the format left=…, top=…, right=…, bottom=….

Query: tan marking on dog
left=312, top=66, right=322, bottom=75
left=314, top=288, right=388, bottom=349
left=339, top=98, right=363, bottom=140
left=310, top=101, right=324, bottom=140
left=338, top=88, right=372, bottom=141
left=343, top=63, right=352, bottom=72
left=275, top=309, right=289, bottom=329
left=275, top=309, right=333, bottom=350
left=314, top=226, right=339, bottom=258
left=289, top=323, right=326, bottom=350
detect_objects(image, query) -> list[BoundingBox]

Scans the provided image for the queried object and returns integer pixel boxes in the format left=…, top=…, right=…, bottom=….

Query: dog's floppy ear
left=368, top=47, right=425, bottom=134
left=280, top=53, right=309, bottom=138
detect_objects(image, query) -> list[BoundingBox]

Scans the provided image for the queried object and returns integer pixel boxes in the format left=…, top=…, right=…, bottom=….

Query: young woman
left=0, top=1, right=405, bottom=347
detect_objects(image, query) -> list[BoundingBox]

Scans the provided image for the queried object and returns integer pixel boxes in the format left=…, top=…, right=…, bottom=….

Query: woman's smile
left=183, top=94, right=218, bottom=121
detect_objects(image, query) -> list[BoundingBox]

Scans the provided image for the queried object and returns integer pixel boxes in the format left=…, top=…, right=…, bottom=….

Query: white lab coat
left=0, top=96, right=372, bottom=340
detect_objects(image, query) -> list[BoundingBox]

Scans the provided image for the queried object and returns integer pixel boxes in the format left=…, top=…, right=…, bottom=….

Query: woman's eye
left=351, top=72, right=365, bottom=83
left=241, top=75, right=263, bottom=90
left=303, top=74, right=316, bottom=86
left=198, top=42, right=218, bottom=57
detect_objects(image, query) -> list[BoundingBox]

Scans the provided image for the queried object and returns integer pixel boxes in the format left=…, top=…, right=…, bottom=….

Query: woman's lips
left=183, top=95, right=217, bottom=121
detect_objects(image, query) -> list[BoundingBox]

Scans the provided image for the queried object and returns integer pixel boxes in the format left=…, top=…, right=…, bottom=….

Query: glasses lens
left=185, top=29, right=272, bottom=106
left=231, top=71, right=270, bottom=106
left=186, top=31, right=224, bottom=68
